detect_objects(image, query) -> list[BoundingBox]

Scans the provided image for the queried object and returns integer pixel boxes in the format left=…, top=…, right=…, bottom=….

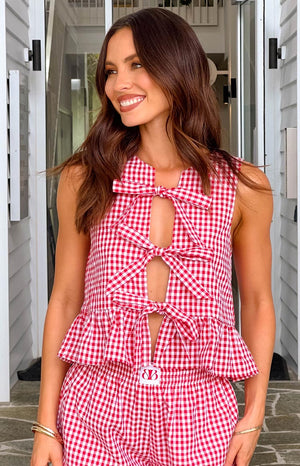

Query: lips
left=117, top=95, right=145, bottom=112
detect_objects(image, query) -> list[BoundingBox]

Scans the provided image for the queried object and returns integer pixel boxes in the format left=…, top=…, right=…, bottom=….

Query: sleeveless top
left=58, top=154, right=258, bottom=382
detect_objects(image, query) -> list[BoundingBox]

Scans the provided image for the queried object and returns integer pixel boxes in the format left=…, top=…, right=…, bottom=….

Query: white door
left=239, top=0, right=265, bottom=167
left=239, top=0, right=284, bottom=358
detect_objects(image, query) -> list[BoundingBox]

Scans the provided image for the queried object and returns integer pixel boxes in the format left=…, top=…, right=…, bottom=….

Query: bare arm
left=225, top=164, right=276, bottom=466
left=31, top=166, right=90, bottom=466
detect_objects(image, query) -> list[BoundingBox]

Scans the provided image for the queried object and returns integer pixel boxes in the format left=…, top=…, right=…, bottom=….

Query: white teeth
left=120, top=97, right=144, bottom=107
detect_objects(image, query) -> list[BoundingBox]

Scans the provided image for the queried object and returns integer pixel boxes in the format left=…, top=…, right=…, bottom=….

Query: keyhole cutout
left=146, top=168, right=183, bottom=360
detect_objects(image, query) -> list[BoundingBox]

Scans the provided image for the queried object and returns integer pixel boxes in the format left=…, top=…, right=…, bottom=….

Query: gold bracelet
left=233, top=425, right=263, bottom=435
left=31, top=421, right=63, bottom=445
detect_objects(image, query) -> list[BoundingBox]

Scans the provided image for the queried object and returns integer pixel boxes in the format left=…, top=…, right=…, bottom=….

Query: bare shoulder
left=56, top=163, right=88, bottom=239
left=232, top=162, right=273, bottom=236
left=56, top=164, right=87, bottom=215
left=239, top=162, right=272, bottom=211
left=58, top=163, right=86, bottom=197
left=239, top=161, right=271, bottom=190
left=51, top=163, right=90, bottom=304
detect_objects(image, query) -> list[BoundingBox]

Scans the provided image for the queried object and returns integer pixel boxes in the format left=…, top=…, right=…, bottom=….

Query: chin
left=121, top=120, right=140, bottom=128
left=120, top=116, right=146, bottom=127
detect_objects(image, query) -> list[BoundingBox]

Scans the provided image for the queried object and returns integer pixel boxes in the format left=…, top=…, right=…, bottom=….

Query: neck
left=138, top=120, right=185, bottom=171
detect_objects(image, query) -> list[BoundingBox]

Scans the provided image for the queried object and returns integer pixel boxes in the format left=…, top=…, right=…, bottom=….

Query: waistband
left=97, top=361, right=217, bottom=387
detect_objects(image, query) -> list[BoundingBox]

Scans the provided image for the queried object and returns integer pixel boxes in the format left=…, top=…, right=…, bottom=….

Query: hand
left=224, top=420, right=262, bottom=466
left=31, top=433, right=63, bottom=466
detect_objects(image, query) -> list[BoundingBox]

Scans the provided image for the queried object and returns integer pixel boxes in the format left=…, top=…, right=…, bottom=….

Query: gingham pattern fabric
left=57, top=362, right=239, bottom=465
left=58, top=154, right=258, bottom=382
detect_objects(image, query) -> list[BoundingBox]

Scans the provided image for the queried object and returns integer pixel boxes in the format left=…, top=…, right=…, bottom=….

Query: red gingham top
left=58, top=154, right=258, bottom=381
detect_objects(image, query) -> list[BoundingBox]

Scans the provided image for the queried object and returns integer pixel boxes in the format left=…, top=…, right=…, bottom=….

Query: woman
left=31, top=8, right=275, bottom=466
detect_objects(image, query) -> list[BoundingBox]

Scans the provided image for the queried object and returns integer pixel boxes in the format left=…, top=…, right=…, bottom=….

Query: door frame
left=105, top=0, right=113, bottom=32
left=0, top=0, right=10, bottom=402
left=236, top=0, right=282, bottom=354
left=238, top=0, right=265, bottom=167
left=255, top=0, right=265, bottom=168
left=28, top=0, right=48, bottom=359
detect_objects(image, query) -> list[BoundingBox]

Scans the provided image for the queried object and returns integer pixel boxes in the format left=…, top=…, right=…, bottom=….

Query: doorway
left=45, top=1, right=257, bottom=294
left=239, top=0, right=265, bottom=166
left=45, top=1, right=106, bottom=292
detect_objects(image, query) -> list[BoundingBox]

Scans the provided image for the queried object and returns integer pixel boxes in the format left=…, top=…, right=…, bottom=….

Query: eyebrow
left=105, top=53, right=139, bottom=66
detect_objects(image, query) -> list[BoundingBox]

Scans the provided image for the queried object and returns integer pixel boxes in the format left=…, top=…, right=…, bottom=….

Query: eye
left=131, top=62, right=142, bottom=69
left=105, top=69, right=117, bottom=76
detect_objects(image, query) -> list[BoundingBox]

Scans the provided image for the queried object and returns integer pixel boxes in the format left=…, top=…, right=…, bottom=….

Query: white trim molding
left=297, top=0, right=300, bottom=379
left=28, top=0, right=48, bottom=357
left=0, top=0, right=10, bottom=402
left=105, top=0, right=113, bottom=33
left=264, top=0, right=282, bottom=355
left=255, top=0, right=265, bottom=168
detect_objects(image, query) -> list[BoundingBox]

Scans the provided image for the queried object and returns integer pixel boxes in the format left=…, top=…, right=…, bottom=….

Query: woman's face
left=104, top=28, right=170, bottom=128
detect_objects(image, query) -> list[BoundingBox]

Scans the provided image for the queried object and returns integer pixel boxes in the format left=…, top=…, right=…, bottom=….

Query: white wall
left=6, top=0, right=33, bottom=387
left=4, top=0, right=48, bottom=392
left=65, top=6, right=226, bottom=54
left=194, top=7, right=226, bottom=54
left=279, top=0, right=298, bottom=376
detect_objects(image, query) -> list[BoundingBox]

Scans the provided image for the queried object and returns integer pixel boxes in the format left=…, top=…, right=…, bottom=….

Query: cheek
left=104, top=82, right=120, bottom=114
left=137, top=72, right=158, bottom=96
left=147, top=80, right=169, bottom=110
left=155, top=91, right=170, bottom=112
left=104, top=80, right=112, bottom=100
left=162, top=94, right=170, bottom=110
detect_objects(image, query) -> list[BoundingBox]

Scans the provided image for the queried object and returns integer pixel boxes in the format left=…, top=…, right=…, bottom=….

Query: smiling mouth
left=119, top=96, right=145, bottom=109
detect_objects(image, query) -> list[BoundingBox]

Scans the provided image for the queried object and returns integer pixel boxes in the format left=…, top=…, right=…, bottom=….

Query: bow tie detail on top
left=112, top=291, right=199, bottom=360
left=106, top=223, right=212, bottom=299
left=112, top=179, right=212, bottom=245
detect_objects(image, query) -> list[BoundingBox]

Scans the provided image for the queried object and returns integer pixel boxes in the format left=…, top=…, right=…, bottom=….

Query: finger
left=224, top=446, right=238, bottom=466
left=235, top=454, right=251, bottom=466
left=49, top=452, right=63, bottom=466
left=30, top=455, right=51, bottom=466
left=234, top=446, right=254, bottom=466
left=224, top=438, right=242, bottom=466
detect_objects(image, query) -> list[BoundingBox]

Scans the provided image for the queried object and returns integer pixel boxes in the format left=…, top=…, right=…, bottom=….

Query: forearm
left=37, top=300, right=79, bottom=430
left=241, top=300, right=276, bottom=423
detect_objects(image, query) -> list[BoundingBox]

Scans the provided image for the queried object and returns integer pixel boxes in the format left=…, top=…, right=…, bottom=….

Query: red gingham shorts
left=57, top=362, right=238, bottom=465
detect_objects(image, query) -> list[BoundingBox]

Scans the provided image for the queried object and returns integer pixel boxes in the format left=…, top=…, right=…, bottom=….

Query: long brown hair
left=57, top=8, right=256, bottom=233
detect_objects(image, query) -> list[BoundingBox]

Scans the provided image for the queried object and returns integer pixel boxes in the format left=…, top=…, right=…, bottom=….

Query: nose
left=113, top=69, right=132, bottom=91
